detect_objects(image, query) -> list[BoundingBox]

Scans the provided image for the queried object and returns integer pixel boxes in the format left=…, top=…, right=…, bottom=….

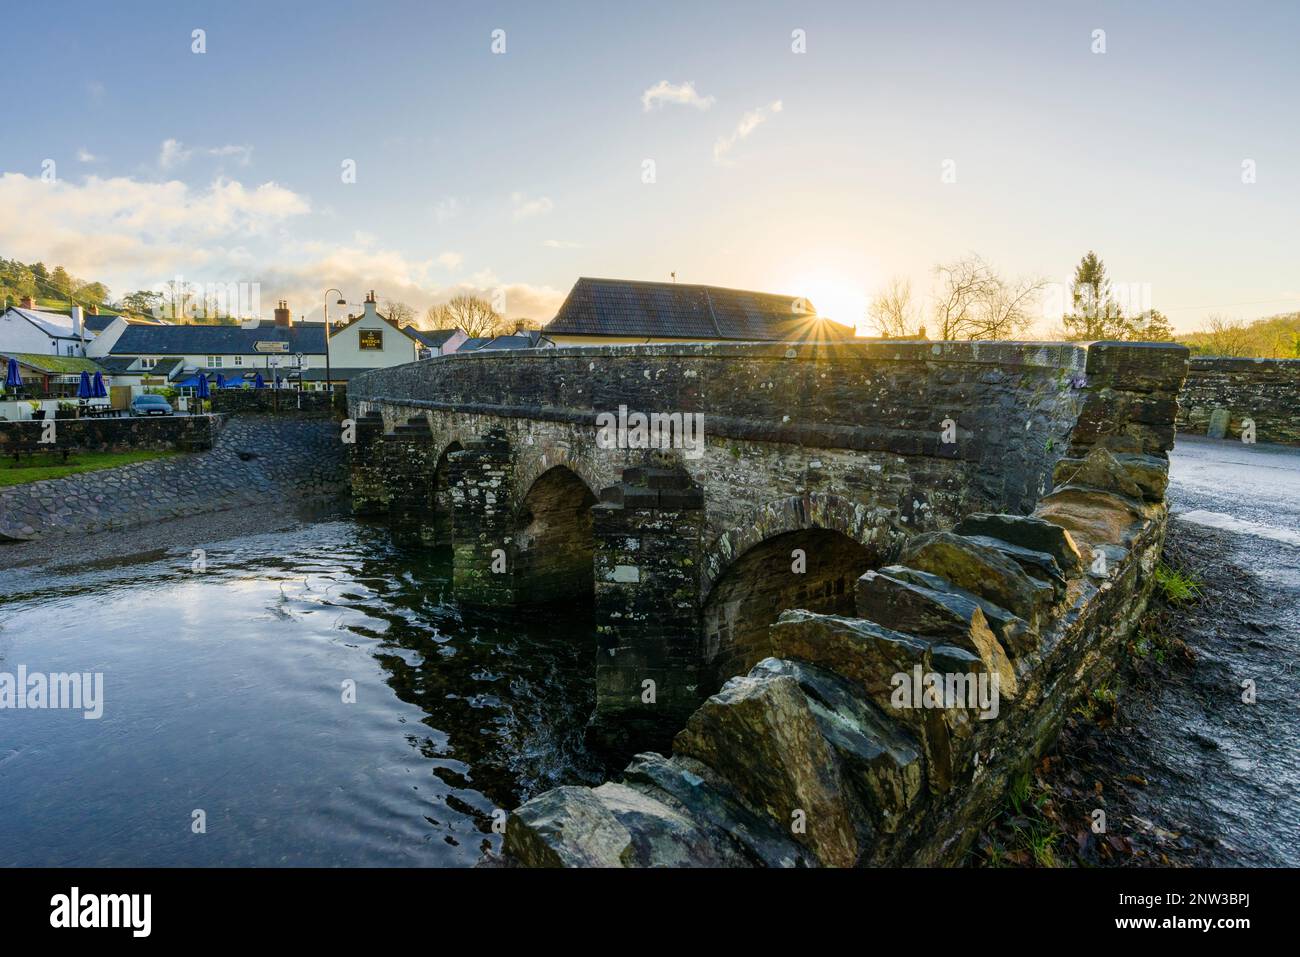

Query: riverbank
left=0, top=497, right=349, bottom=577
left=0, top=417, right=346, bottom=543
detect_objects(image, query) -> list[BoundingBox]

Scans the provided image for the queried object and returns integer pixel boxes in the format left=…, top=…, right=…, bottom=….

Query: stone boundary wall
left=351, top=340, right=1094, bottom=517
left=0, top=413, right=222, bottom=457
left=1176, top=356, right=1300, bottom=445
left=502, top=342, right=1189, bottom=867
left=210, top=389, right=339, bottom=417
left=0, top=418, right=347, bottom=541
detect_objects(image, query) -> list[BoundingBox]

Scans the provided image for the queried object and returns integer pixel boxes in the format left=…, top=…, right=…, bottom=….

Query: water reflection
left=0, top=519, right=602, bottom=866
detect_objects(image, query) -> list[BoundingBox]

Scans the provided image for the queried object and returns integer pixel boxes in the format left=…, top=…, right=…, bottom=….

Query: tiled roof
left=460, top=337, right=492, bottom=351
left=112, top=320, right=327, bottom=355
left=544, top=277, right=857, bottom=342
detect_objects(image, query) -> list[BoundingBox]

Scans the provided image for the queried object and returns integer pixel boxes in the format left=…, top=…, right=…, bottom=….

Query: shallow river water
left=0, top=519, right=603, bottom=866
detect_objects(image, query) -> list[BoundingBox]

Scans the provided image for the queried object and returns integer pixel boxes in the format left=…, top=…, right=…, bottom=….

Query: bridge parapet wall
left=501, top=341, right=1193, bottom=867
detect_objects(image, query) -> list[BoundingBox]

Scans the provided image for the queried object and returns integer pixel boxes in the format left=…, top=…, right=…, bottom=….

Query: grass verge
left=0, top=450, right=176, bottom=487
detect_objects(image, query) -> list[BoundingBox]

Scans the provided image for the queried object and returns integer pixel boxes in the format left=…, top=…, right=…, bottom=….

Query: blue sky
left=0, top=0, right=1296, bottom=331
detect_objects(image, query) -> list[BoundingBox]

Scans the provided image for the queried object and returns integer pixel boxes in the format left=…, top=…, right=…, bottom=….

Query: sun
left=783, top=275, right=868, bottom=331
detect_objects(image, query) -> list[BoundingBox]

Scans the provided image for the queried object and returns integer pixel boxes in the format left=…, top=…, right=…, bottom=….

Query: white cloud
left=511, top=192, right=554, bottom=220
left=158, top=139, right=252, bottom=170
left=713, top=100, right=783, bottom=166
left=642, top=80, right=715, bottom=112
left=0, top=170, right=563, bottom=323
left=76, top=148, right=98, bottom=163
left=159, top=138, right=192, bottom=170
left=542, top=239, right=582, bottom=249
left=208, top=144, right=253, bottom=166
left=437, top=251, right=464, bottom=270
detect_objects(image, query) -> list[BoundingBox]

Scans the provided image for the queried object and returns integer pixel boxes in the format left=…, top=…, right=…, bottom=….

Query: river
left=0, top=518, right=603, bottom=866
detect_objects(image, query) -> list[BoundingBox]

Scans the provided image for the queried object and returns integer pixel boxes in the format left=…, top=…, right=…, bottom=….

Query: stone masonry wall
left=0, top=413, right=220, bottom=457
left=1176, top=356, right=1300, bottom=445
left=502, top=342, right=1189, bottom=867
left=210, top=388, right=337, bottom=417
left=0, top=418, right=347, bottom=541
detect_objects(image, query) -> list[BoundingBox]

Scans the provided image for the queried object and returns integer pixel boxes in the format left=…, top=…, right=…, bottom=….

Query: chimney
left=274, top=299, right=292, bottom=328
left=363, top=292, right=378, bottom=322
left=20, top=295, right=34, bottom=309
left=514, top=320, right=526, bottom=334
left=70, top=305, right=84, bottom=340
left=88, top=304, right=99, bottom=315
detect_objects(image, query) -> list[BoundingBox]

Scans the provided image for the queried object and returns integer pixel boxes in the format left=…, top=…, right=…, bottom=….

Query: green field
left=0, top=449, right=176, bottom=487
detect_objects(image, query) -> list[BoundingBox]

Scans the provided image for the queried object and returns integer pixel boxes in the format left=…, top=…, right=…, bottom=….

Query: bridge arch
left=699, top=492, right=906, bottom=683
left=513, top=464, right=599, bottom=606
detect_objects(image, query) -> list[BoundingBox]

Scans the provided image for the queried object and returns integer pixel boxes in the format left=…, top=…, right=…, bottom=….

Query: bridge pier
left=381, top=417, right=437, bottom=547
left=449, top=428, right=517, bottom=604
left=348, top=410, right=388, bottom=516
left=588, top=465, right=706, bottom=756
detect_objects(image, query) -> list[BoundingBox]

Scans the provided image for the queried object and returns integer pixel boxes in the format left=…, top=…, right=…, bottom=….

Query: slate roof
left=111, top=320, right=327, bottom=355
left=544, top=277, right=857, bottom=342
left=460, top=337, right=492, bottom=351
left=475, top=331, right=554, bottom=351
left=95, top=356, right=143, bottom=373
left=6, top=306, right=85, bottom=340
left=406, top=328, right=461, bottom=349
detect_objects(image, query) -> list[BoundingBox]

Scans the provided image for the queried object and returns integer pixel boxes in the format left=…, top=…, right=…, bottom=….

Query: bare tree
left=931, top=255, right=1045, bottom=340
left=866, top=276, right=920, bottom=337
left=1199, top=314, right=1254, bottom=357
left=424, top=294, right=506, bottom=338
left=931, top=256, right=999, bottom=339
left=382, top=299, right=416, bottom=326
left=981, top=273, right=1048, bottom=339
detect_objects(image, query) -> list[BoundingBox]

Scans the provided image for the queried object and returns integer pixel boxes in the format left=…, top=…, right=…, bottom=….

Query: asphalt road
left=1126, top=435, right=1300, bottom=865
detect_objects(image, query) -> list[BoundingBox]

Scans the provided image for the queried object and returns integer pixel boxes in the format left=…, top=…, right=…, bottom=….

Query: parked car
left=130, top=394, right=175, bottom=417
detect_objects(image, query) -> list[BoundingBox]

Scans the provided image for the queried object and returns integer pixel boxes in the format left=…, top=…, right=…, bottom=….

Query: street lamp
left=323, top=288, right=346, bottom=397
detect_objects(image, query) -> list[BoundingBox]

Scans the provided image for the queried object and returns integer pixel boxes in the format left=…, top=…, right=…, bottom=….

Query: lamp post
left=323, top=288, right=346, bottom=399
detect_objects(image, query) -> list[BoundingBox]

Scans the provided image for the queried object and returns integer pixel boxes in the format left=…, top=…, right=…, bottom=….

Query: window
left=207, top=356, right=223, bottom=368
left=233, top=355, right=243, bottom=366
left=141, top=357, right=158, bottom=369
left=359, top=329, right=383, bottom=350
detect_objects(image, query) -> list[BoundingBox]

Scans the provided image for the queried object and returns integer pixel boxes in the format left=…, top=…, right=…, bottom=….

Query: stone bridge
left=348, top=339, right=1182, bottom=754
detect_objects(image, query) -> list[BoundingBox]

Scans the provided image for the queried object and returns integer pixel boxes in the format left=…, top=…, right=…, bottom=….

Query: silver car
left=130, top=394, right=175, bottom=416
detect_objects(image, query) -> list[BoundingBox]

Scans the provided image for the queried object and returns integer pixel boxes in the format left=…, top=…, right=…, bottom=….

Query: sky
left=0, top=0, right=1296, bottom=333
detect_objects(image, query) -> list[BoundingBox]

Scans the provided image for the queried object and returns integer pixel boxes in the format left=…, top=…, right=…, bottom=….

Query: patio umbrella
left=5, top=357, right=23, bottom=390
left=215, top=373, right=227, bottom=389
left=196, top=373, right=211, bottom=399
left=92, top=371, right=108, bottom=398
left=78, top=371, right=93, bottom=399
left=254, top=372, right=266, bottom=389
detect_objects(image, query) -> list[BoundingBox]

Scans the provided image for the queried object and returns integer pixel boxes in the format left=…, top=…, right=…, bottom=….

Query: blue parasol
left=78, top=371, right=93, bottom=399
left=5, top=357, right=24, bottom=390
left=196, top=373, right=211, bottom=399
left=215, top=373, right=227, bottom=389
left=92, top=370, right=108, bottom=398
left=254, top=371, right=266, bottom=388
